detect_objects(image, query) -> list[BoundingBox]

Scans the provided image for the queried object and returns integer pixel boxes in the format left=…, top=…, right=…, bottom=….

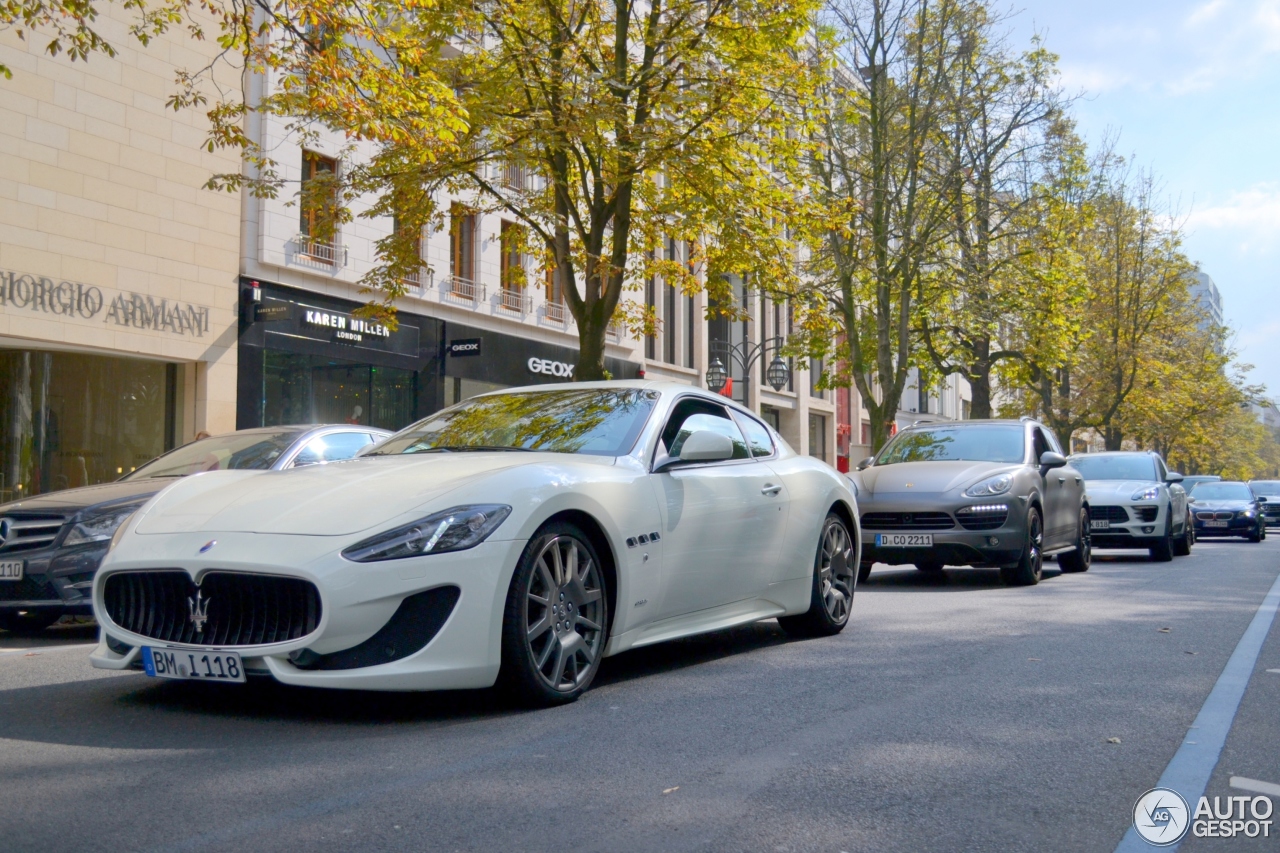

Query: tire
left=1058, top=507, right=1092, bottom=573
left=1248, top=523, right=1263, bottom=543
left=1001, top=507, right=1044, bottom=586
left=857, top=562, right=872, bottom=584
left=497, top=521, right=609, bottom=707
left=1173, top=511, right=1193, bottom=557
left=1148, top=508, right=1174, bottom=562
left=915, top=562, right=944, bottom=573
left=0, top=610, right=61, bottom=634
left=778, top=513, right=856, bottom=638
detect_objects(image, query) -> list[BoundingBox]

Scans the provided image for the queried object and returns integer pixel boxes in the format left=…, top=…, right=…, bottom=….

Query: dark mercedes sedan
left=1248, top=480, right=1280, bottom=527
left=0, top=424, right=389, bottom=633
left=1189, top=481, right=1266, bottom=542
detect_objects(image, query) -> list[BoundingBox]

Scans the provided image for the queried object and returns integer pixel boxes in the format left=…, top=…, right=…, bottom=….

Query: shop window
left=809, top=413, right=827, bottom=460
left=300, top=152, right=339, bottom=263
left=449, top=204, right=477, bottom=290
left=262, top=351, right=417, bottom=430
left=0, top=351, right=177, bottom=498
left=444, top=376, right=508, bottom=407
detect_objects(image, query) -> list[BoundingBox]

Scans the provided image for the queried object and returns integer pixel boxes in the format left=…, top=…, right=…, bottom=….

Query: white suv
left=1067, top=451, right=1191, bottom=561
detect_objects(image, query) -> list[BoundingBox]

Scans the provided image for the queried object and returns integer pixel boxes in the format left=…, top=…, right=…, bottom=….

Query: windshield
left=875, top=425, right=1024, bottom=465
left=370, top=388, right=659, bottom=457
left=1191, top=482, right=1254, bottom=501
left=1069, top=455, right=1156, bottom=482
left=125, top=430, right=305, bottom=478
left=1251, top=481, right=1280, bottom=497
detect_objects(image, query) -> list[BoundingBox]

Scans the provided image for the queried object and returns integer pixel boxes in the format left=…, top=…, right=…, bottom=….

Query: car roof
left=1066, top=450, right=1156, bottom=457
left=210, top=424, right=393, bottom=439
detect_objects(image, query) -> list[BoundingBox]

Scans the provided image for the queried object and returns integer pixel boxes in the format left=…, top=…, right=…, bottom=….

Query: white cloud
left=1187, top=185, right=1280, bottom=242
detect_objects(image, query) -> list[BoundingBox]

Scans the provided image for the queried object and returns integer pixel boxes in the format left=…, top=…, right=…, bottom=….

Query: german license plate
left=875, top=533, right=933, bottom=547
left=1090, top=520, right=1110, bottom=530
left=0, top=560, right=22, bottom=580
left=142, top=647, right=245, bottom=683
left=1204, top=521, right=1229, bottom=528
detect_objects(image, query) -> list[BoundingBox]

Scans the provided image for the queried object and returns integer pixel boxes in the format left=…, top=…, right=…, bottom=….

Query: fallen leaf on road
left=1185, top=651, right=1197, bottom=655
left=1028, top=658, right=1041, bottom=661
left=663, top=787, right=679, bottom=795
left=1106, top=737, right=1122, bottom=744
left=1157, top=628, right=1172, bottom=633
left=23, top=652, right=39, bottom=657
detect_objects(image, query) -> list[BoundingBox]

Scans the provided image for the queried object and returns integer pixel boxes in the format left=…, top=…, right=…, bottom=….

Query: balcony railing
left=401, top=267, right=424, bottom=291
left=545, top=299, right=568, bottom=324
left=443, top=275, right=483, bottom=306
left=293, top=235, right=346, bottom=267
left=498, top=287, right=532, bottom=315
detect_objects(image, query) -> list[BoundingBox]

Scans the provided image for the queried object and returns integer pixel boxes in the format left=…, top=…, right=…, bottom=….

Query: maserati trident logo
left=188, top=590, right=211, bottom=633
left=0, top=518, right=11, bottom=548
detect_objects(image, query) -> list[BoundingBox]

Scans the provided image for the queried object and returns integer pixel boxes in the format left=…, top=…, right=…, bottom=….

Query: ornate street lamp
left=705, top=358, right=729, bottom=393
left=766, top=355, right=790, bottom=392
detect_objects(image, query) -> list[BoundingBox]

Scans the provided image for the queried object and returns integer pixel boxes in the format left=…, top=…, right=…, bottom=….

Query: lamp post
left=705, top=336, right=790, bottom=408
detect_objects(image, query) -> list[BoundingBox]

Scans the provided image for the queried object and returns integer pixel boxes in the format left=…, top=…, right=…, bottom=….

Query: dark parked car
left=0, top=424, right=390, bottom=633
left=1248, top=480, right=1280, bottom=527
left=1189, top=481, right=1266, bottom=542
left=850, top=418, right=1089, bottom=586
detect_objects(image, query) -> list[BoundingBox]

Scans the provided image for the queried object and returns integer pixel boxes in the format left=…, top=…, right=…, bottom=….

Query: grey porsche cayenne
left=850, top=418, right=1091, bottom=586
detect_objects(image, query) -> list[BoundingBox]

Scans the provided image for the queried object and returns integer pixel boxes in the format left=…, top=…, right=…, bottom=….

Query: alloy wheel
left=1028, top=512, right=1043, bottom=577
left=523, top=534, right=605, bottom=693
left=818, top=519, right=855, bottom=624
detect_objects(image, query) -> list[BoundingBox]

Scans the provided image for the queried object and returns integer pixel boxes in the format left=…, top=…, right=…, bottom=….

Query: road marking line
left=1114, top=571, right=1280, bottom=853
left=1230, top=776, right=1280, bottom=797
left=1267, top=668, right=1280, bottom=674
left=0, top=643, right=95, bottom=658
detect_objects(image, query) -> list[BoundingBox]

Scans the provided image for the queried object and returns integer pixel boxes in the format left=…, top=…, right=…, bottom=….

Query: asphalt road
left=2, top=538, right=1279, bottom=853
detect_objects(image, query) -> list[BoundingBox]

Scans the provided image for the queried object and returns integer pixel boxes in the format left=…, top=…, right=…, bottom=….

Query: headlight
left=1131, top=486, right=1161, bottom=501
left=1241, top=509, right=1256, bottom=518
left=63, top=505, right=144, bottom=547
left=964, top=474, right=1014, bottom=498
left=342, top=505, right=511, bottom=563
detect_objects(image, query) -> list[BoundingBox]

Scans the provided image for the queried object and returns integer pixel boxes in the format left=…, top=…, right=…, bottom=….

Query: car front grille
left=1261, top=504, right=1280, bottom=517
left=1090, top=506, right=1129, bottom=523
left=1196, top=511, right=1234, bottom=521
left=0, top=514, right=66, bottom=554
left=955, top=504, right=1009, bottom=531
left=0, top=576, right=59, bottom=602
left=1135, top=507, right=1159, bottom=523
left=860, top=511, right=955, bottom=530
left=103, top=570, right=321, bottom=646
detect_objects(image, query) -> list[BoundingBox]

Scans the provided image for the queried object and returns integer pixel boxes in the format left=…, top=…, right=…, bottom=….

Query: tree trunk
left=575, top=311, right=608, bottom=381
left=969, top=370, right=992, bottom=419
left=1104, top=425, right=1123, bottom=451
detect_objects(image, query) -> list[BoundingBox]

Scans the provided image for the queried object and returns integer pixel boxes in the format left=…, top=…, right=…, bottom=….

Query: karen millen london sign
left=0, top=270, right=212, bottom=337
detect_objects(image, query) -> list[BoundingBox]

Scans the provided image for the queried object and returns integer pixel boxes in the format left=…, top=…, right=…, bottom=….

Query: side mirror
left=1166, top=471, right=1185, bottom=484
left=1039, top=451, right=1066, bottom=472
left=856, top=456, right=875, bottom=471
left=654, top=430, right=735, bottom=472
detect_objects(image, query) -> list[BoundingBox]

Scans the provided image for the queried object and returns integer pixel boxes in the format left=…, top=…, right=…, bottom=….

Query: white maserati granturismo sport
left=90, top=382, right=860, bottom=705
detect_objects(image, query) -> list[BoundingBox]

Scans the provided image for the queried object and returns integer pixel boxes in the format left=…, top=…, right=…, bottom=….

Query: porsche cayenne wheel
left=1001, top=507, right=1043, bottom=586
left=778, top=513, right=855, bottom=638
left=499, top=522, right=608, bottom=707
left=1058, top=507, right=1092, bottom=573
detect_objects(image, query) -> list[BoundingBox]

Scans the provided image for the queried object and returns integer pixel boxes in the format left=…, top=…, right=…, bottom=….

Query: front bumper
left=90, top=531, right=527, bottom=691
left=0, top=543, right=106, bottom=617
left=859, top=500, right=1025, bottom=568
left=1193, top=516, right=1258, bottom=537
left=1088, top=503, right=1166, bottom=548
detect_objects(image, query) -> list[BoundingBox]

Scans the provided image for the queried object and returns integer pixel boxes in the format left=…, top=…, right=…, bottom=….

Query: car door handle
left=762, top=484, right=782, bottom=496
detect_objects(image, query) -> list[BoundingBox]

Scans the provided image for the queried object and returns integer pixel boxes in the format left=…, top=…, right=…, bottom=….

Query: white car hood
left=858, top=461, right=1020, bottom=496
left=1082, top=480, right=1155, bottom=501
left=134, top=453, right=576, bottom=536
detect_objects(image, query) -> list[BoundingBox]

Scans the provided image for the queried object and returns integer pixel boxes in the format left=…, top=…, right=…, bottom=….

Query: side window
left=660, top=398, right=750, bottom=461
left=1041, top=427, right=1063, bottom=454
left=733, top=411, right=775, bottom=458
left=1031, top=428, right=1050, bottom=463
left=1154, top=456, right=1168, bottom=481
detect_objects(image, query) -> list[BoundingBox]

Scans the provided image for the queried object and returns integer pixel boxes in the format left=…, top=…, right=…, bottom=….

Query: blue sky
left=1010, top=0, right=1280, bottom=397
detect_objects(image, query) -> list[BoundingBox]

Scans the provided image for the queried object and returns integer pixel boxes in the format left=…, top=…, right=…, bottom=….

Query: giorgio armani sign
left=0, top=269, right=212, bottom=337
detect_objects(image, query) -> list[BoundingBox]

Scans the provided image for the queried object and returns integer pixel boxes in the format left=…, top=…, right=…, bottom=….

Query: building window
left=449, top=204, right=477, bottom=295
left=961, top=399, right=971, bottom=420
left=685, top=292, right=695, bottom=368
left=810, top=357, right=825, bottom=399
left=860, top=421, right=871, bottom=446
left=809, top=413, right=827, bottom=460
left=393, top=215, right=423, bottom=287
left=761, top=406, right=781, bottom=432
left=499, top=221, right=526, bottom=311
left=300, top=151, right=338, bottom=263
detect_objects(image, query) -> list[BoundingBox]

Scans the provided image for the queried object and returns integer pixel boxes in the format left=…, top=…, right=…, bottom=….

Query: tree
left=919, top=11, right=1060, bottom=418
left=805, top=0, right=968, bottom=452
